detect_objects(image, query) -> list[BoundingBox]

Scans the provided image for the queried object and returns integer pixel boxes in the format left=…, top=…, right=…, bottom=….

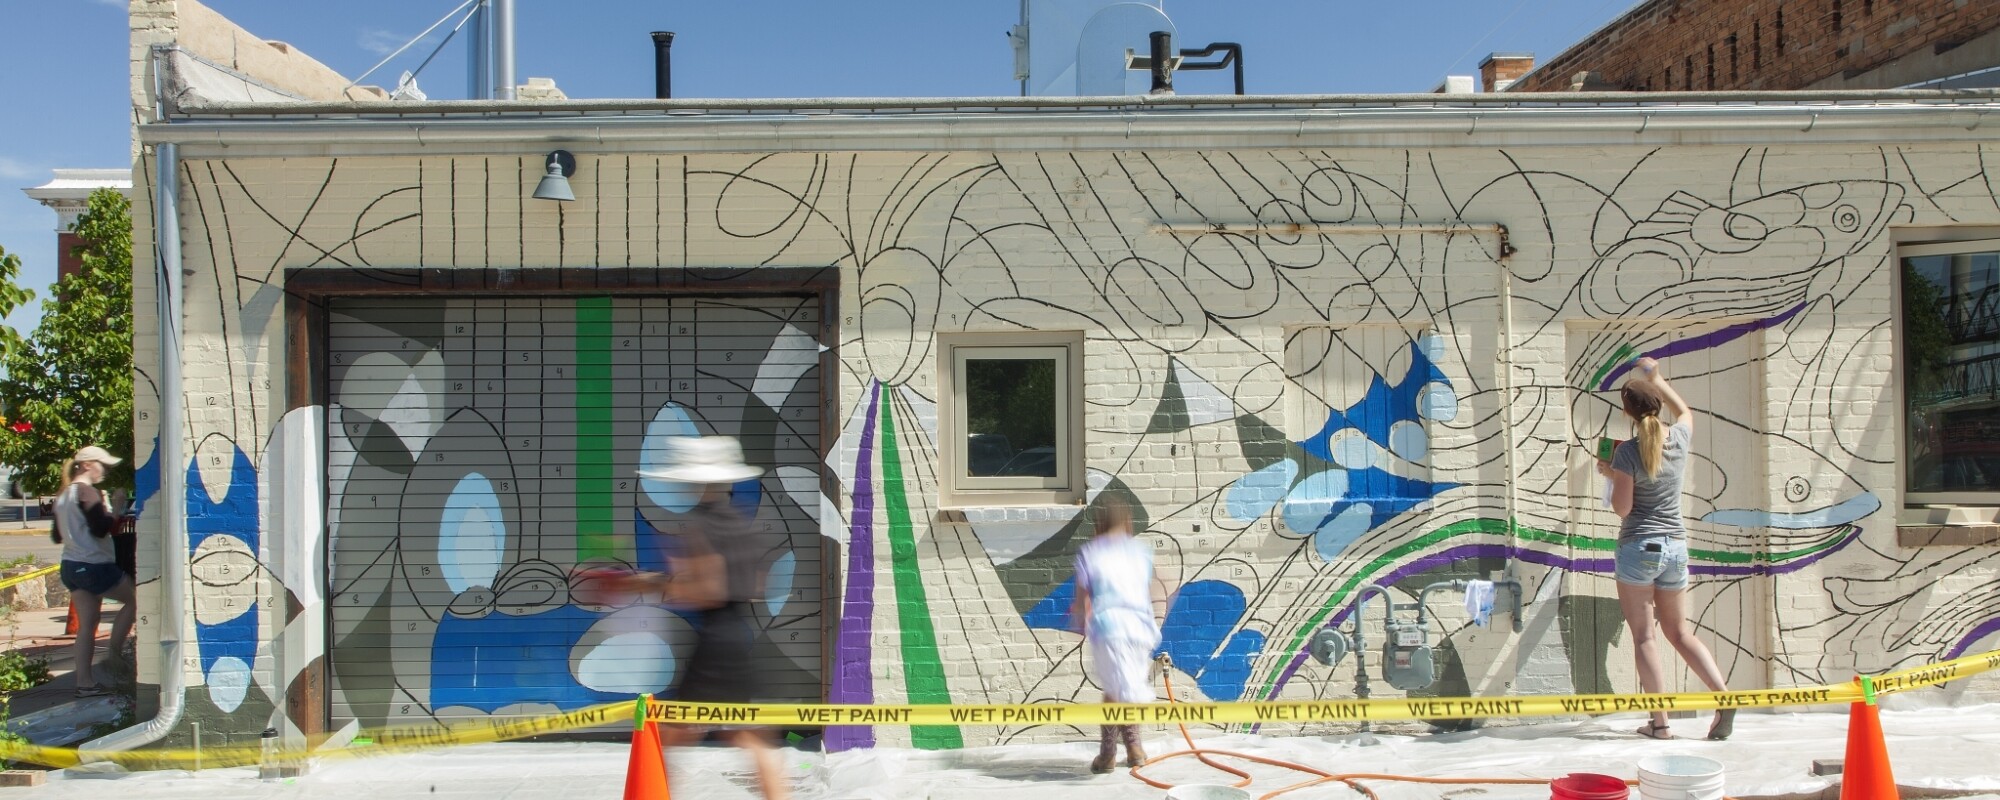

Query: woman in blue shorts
left=1596, top=358, right=1734, bottom=741
left=54, top=446, right=133, bottom=698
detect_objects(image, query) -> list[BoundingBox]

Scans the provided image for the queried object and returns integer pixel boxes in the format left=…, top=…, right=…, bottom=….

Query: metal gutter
left=82, top=143, right=189, bottom=754
left=142, top=101, right=1999, bottom=157
left=169, top=88, right=2000, bottom=116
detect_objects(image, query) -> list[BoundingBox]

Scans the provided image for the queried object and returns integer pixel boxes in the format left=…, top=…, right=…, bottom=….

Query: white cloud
left=0, top=157, right=42, bottom=181
left=358, top=29, right=424, bottom=57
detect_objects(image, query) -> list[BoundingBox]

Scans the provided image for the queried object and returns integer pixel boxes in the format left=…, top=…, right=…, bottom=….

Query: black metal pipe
left=1148, top=30, right=1174, bottom=95
left=1177, top=42, right=1245, bottom=95
left=651, top=31, right=675, bottom=99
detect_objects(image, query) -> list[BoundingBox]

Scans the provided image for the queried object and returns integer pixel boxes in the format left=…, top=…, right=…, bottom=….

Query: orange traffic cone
left=625, top=697, right=671, bottom=800
left=63, top=605, right=79, bottom=637
left=1841, top=679, right=1898, bottom=800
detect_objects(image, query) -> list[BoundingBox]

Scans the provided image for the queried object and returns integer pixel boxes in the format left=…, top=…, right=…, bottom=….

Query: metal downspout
left=1497, top=247, right=1520, bottom=582
left=83, top=142, right=188, bottom=752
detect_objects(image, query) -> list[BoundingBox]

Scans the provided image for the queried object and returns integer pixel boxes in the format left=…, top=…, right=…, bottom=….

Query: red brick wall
left=56, top=231, right=83, bottom=284
left=1511, top=0, right=2000, bottom=92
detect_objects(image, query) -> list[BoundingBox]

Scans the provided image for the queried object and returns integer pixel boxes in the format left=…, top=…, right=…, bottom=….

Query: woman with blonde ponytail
left=1595, top=357, right=1733, bottom=741
left=54, top=446, right=132, bottom=698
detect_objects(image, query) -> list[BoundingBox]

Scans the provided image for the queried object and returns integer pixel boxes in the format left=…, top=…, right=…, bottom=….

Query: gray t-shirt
left=1612, top=420, right=1691, bottom=540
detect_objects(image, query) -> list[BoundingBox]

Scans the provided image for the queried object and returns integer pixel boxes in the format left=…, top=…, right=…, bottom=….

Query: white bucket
left=1163, top=785, right=1252, bottom=800
left=1636, top=754, right=1725, bottom=800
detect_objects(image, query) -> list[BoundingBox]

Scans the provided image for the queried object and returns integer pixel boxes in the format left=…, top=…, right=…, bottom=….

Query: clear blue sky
left=0, top=0, right=1633, bottom=332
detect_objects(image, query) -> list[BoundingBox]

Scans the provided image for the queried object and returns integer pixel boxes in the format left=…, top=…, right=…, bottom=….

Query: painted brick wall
left=126, top=138, right=2000, bottom=750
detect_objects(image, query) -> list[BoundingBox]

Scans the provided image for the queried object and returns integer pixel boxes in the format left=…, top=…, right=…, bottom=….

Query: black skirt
left=676, top=601, right=759, bottom=703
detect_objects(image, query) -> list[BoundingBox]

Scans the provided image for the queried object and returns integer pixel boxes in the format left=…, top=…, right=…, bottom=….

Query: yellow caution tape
left=2, top=647, right=1992, bottom=771
left=0, top=563, right=58, bottom=591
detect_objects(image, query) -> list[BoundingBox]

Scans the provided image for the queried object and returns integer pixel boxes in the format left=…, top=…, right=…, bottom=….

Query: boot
left=1120, top=725, right=1148, bottom=767
left=1090, top=726, right=1118, bottom=773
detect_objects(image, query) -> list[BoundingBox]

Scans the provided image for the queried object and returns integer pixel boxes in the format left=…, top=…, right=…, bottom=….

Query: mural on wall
left=147, top=142, right=2000, bottom=744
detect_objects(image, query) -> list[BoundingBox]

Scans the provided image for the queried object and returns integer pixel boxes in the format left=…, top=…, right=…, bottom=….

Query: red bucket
left=1550, top=773, right=1629, bottom=800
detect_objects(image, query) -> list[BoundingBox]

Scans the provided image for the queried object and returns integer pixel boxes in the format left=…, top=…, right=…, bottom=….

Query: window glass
left=963, top=357, right=1058, bottom=478
left=1905, top=247, right=2000, bottom=494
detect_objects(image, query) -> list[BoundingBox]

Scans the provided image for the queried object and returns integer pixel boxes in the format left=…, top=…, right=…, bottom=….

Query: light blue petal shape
left=766, top=551, right=797, bottom=618
left=574, top=632, right=676, bottom=694
left=1282, top=469, right=1348, bottom=536
left=207, top=656, right=252, bottom=713
left=440, top=473, right=505, bottom=594
left=1417, top=334, right=1447, bottom=362
left=1330, top=428, right=1379, bottom=470
left=1226, top=459, right=1299, bottom=522
left=1419, top=381, right=1458, bottom=422
left=641, top=404, right=703, bottom=512
left=1314, top=502, right=1376, bottom=561
left=1389, top=420, right=1428, bottom=462
left=1702, top=492, right=1881, bottom=529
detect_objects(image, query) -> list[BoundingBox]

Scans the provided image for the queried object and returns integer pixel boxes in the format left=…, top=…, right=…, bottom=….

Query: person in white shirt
left=53, top=445, right=133, bottom=698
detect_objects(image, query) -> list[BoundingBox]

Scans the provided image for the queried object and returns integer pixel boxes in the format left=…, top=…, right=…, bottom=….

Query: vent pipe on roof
left=1149, top=31, right=1174, bottom=95
left=652, top=32, right=675, bottom=99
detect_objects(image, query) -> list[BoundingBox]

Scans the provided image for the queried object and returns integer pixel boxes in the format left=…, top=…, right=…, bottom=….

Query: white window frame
left=1898, top=236, right=2000, bottom=507
left=938, top=332, right=1084, bottom=507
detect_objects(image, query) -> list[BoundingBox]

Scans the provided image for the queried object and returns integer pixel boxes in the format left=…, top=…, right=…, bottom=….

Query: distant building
left=1508, top=0, right=2000, bottom=92
left=21, top=169, right=133, bottom=283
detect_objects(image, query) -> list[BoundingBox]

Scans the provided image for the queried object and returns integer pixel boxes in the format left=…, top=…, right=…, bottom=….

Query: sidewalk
left=7, top=703, right=1999, bottom=799
left=2, top=604, right=130, bottom=748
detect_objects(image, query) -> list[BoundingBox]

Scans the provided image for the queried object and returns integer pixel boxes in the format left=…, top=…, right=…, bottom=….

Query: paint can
left=1163, top=784, right=1252, bottom=800
left=1636, top=754, right=1725, bottom=800
left=1550, top=772, right=1630, bottom=800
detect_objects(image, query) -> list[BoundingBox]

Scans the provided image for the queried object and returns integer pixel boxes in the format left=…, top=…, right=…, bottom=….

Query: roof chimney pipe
left=651, top=31, right=675, bottom=99
left=1148, top=30, right=1174, bottom=95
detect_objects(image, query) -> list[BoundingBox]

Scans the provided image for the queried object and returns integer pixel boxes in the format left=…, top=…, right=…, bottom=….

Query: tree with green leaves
left=0, top=188, right=134, bottom=496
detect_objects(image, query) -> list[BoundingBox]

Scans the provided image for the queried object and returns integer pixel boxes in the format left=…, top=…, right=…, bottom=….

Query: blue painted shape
left=1300, top=338, right=1450, bottom=461
left=440, top=473, right=505, bottom=593
left=1023, top=576, right=1076, bottom=631
left=1227, top=459, right=1298, bottom=523
left=431, top=604, right=632, bottom=712
left=767, top=551, right=797, bottom=617
left=633, top=507, right=675, bottom=573
left=731, top=478, right=762, bottom=518
left=1419, top=381, right=1459, bottom=422
left=1702, top=492, right=1881, bottom=529
left=131, top=438, right=161, bottom=517
left=1281, top=469, right=1347, bottom=536
left=187, top=446, right=260, bottom=686
left=1196, top=628, right=1266, bottom=701
left=639, top=405, right=702, bottom=512
left=1314, top=502, right=1375, bottom=561
left=1155, top=580, right=1247, bottom=677
left=1388, top=420, right=1427, bottom=462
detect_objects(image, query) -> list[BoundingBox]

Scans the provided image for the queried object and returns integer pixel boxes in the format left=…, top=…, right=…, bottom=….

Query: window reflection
left=1905, top=247, right=2000, bottom=493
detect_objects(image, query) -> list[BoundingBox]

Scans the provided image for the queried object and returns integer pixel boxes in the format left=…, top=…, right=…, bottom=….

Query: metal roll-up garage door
left=326, top=295, right=825, bottom=728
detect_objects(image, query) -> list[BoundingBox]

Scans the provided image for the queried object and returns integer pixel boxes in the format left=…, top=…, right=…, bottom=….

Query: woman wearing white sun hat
left=53, top=445, right=133, bottom=698
left=627, top=435, right=789, bottom=800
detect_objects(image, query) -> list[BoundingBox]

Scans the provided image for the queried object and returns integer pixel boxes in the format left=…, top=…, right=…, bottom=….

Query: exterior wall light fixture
left=532, top=150, right=577, bottom=202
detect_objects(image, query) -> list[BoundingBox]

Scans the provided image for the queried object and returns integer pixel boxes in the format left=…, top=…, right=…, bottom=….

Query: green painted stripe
left=879, top=398, right=962, bottom=750
left=575, top=296, right=615, bottom=562
left=1588, top=343, right=1637, bottom=391
left=1256, top=518, right=1853, bottom=697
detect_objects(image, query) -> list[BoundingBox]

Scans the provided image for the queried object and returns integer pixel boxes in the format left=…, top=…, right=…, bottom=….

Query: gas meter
left=1382, top=618, right=1436, bottom=691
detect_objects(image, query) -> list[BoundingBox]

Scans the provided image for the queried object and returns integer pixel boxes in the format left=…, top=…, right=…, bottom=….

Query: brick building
left=22, top=169, right=133, bottom=284
left=1509, top=0, right=2000, bottom=92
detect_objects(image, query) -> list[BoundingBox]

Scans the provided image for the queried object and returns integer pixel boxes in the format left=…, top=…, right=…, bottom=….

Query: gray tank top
left=1612, top=420, right=1691, bottom=540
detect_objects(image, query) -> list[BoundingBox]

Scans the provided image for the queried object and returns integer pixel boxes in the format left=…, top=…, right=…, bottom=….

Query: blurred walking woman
left=54, top=445, right=133, bottom=697
left=1072, top=498, right=1164, bottom=773
left=1595, top=359, right=1733, bottom=741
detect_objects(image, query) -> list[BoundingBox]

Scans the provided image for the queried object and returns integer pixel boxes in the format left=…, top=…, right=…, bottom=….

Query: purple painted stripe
left=1597, top=301, right=1808, bottom=391
left=1269, top=527, right=1862, bottom=695
left=826, top=382, right=881, bottom=752
left=1947, top=616, right=2000, bottom=661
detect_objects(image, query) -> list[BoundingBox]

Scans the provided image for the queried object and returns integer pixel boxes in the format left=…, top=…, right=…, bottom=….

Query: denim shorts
left=60, top=560, right=123, bottom=595
left=1614, top=536, right=1689, bottom=591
